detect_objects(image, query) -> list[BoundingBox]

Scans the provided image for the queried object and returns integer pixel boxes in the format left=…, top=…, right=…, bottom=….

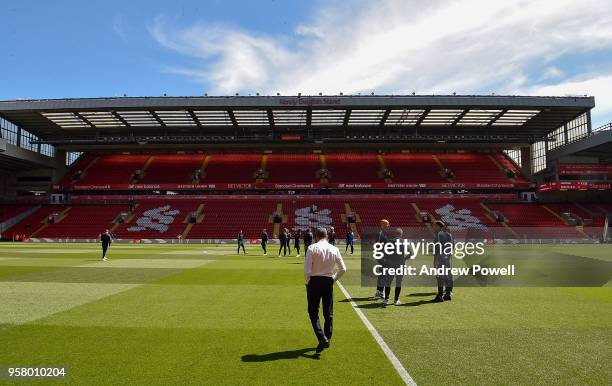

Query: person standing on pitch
left=345, top=229, right=355, bottom=254
left=285, top=228, right=292, bottom=255
left=100, top=229, right=112, bottom=261
left=237, top=230, right=247, bottom=255
left=328, top=226, right=336, bottom=246
left=374, top=219, right=390, bottom=299
left=304, top=227, right=346, bottom=353
left=261, top=229, right=269, bottom=256
left=304, top=228, right=313, bottom=251
left=382, top=228, right=410, bottom=306
left=431, top=220, right=454, bottom=302
left=278, top=228, right=287, bottom=257
left=294, top=229, right=302, bottom=257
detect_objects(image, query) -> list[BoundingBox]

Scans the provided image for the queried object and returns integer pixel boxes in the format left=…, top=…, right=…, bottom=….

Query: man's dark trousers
left=345, top=241, right=353, bottom=254
left=306, top=276, right=334, bottom=342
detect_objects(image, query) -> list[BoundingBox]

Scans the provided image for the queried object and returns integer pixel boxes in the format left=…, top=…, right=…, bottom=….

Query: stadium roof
left=0, top=95, right=594, bottom=147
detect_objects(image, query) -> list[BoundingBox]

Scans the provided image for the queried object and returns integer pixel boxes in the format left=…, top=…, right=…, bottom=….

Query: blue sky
left=0, top=0, right=316, bottom=98
left=1, top=0, right=612, bottom=126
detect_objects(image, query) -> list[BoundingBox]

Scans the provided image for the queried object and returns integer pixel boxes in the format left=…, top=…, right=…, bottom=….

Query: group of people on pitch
left=374, top=218, right=454, bottom=305
left=238, top=226, right=354, bottom=258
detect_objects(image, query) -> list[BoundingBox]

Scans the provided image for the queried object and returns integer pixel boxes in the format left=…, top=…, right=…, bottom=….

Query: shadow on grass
left=356, top=299, right=435, bottom=308
left=241, top=348, right=320, bottom=362
left=339, top=297, right=375, bottom=303
left=407, top=292, right=437, bottom=297
left=356, top=302, right=385, bottom=309
left=398, top=299, right=433, bottom=307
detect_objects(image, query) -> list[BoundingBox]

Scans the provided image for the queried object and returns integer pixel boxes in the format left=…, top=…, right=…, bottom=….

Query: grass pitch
left=0, top=243, right=610, bottom=385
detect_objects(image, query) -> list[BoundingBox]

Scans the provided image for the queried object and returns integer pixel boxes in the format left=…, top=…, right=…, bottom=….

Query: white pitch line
left=336, top=282, right=417, bottom=386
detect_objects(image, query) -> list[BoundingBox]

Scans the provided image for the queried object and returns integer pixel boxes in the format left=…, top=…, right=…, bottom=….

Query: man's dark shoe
left=316, top=339, right=330, bottom=353
left=431, top=295, right=444, bottom=303
left=443, top=293, right=452, bottom=301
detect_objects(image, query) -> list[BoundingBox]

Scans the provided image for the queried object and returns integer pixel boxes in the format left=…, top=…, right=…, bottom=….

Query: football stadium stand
left=0, top=95, right=609, bottom=242
left=56, top=151, right=527, bottom=188
left=2, top=196, right=606, bottom=241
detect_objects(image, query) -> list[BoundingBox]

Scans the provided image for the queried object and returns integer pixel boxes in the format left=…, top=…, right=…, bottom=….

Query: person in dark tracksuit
left=431, top=220, right=454, bottom=302
left=285, top=229, right=292, bottom=255
left=237, top=230, right=247, bottom=255
left=345, top=230, right=355, bottom=254
left=278, top=229, right=288, bottom=257
left=382, top=228, right=410, bottom=306
left=261, top=229, right=269, bottom=256
left=304, top=228, right=313, bottom=252
left=374, top=219, right=390, bottom=299
left=294, top=229, right=302, bottom=257
left=304, top=227, right=347, bottom=354
left=100, top=229, right=112, bottom=261
left=328, top=227, right=336, bottom=246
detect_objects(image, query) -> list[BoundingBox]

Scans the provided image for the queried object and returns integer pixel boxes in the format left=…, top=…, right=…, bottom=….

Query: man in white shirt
left=304, top=227, right=347, bottom=353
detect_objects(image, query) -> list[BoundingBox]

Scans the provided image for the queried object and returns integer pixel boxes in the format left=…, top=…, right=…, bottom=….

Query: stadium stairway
left=195, top=155, right=211, bottom=183
left=203, top=154, right=262, bottom=183
left=486, top=203, right=585, bottom=239
left=0, top=205, right=37, bottom=223
left=432, top=154, right=454, bottom=182
left=140, top=154, right=203, bottom=184
left=376, top=154, right=393, bottom=182
left=4, top=206, right=67, bottom=238
left=59, top=155, right=98, bottom=187
left=494, top=153, right=527, bottom=183
left=109, top=204, right=140, bottom=234
left=132, top=155, right=156, bottom=183
left=542, top=204, right=589, bottom=238
left=35, top=205, right=125, bottom=238
left=30, top=207, right=72, bottom=238
left=382, top=153, right=446, bottom=183
left=269, top=203, right=288, bottom=238
left=76, top=155, right=150, bottom=185
left=180, top=203, right=206, bottom=239
left=187, top=199, right=276, bottom=239
left=488, top=154, right=517, bottom=183
left=340, top=202, right=361, bottom=238
left=256, top=154, right=268, bottom=182
left=0, top=205, right=40, bottom=237
left=437, top=153, right=510, bottom=184
left=480, top=202, right=519, bottom=238
left=318, top=154, right=329, bottom=183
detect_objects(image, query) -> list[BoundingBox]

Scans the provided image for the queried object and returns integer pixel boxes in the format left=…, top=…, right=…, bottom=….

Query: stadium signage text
left=66, top=182, right=528, bottom=191
left=557, top=164, right=612, bottom=175
left=278, top=97, right=341, bottom=105
left=537, top=181, right=612, bottom=192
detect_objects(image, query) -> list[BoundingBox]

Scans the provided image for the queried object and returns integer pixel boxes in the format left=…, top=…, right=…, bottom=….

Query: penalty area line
left=336, top=282, right=417, bottom=386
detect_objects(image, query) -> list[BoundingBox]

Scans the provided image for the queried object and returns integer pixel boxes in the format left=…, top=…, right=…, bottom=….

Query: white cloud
left=525, top=74, right=612, bottom=126
left=541, top=66, right=564, bottom=80
left=149, top=0, right=612, bottom=121
left=113, top=14, right=128, bottom=41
